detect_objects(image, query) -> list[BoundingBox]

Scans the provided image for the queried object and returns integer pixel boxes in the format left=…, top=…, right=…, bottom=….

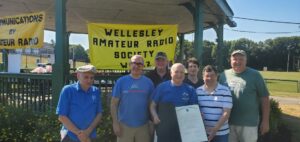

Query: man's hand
left=153, top=115, right=161, bottom=125
left=82, top=129, right=92, bottom=138
left=260, top=120, right=269, bottom=135
left=77, top=130, right=90, bottom=142
left=113, top=122, right=122, bottom=137
left=207, top=127, right=217, bottom=142
left=260, top=96, right=270, bottom=135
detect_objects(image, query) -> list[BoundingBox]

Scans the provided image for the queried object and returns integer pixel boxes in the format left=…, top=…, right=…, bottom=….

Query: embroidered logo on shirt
left=181, top=92, right=189, bottom=101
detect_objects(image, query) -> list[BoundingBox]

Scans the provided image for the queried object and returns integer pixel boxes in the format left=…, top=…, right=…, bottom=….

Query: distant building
left=14, top=42, right=54, bottom=56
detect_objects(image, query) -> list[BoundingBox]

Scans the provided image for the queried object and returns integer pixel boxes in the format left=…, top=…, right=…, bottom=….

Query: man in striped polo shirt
left=196, top=65, right=232, bottom=142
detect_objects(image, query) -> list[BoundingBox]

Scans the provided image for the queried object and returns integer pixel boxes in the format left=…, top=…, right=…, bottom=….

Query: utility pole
left=287, top=48, right=290, bottom=72
left=287, top=44, right=294, bottom=72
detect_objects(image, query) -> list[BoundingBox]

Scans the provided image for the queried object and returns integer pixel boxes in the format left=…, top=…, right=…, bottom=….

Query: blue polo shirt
left=112, top=75, right=154, bottom=127
left=56, top=82, right=102, bottom=141
left=152, top=80, right=198, bottom=107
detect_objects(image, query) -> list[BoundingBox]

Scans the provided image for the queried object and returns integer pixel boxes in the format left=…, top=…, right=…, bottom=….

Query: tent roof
left=0, top=0, right=235, bottom=34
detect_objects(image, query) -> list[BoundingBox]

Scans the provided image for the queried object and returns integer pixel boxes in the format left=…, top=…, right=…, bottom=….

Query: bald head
left=171, top=63, right=185, bottom=73
left=130, top=55, right=144, bottom=63
left=170, top=63, right=185, bottom=85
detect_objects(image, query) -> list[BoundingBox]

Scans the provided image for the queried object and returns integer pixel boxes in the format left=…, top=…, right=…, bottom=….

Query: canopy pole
left=194, top=0, right=204, bottom=66
left=216, top=22, right=224, bottom=72
left=65, top=32, right=71, bottom=75
left=177, top=33, right=185, bottom=62
left=53, top=0, right=67, bottom=106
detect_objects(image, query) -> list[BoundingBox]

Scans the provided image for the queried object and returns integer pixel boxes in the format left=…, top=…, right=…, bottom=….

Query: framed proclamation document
left=176, top=105, right=208, bottom=142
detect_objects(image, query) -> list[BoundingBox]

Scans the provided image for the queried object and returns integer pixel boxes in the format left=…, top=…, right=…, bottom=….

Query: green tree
left=177, top=36, right=300, bottom=71
left=222, top=37, right=300, bottom=71
left=262, top=36, right=300, bottom=71
left=175, top=40, right=216, bottom=66
left=202, top=40, right=216, bottom=66
left=174, top=39, right=194, bottom=63
left=69, top=44, right=89, bottom=62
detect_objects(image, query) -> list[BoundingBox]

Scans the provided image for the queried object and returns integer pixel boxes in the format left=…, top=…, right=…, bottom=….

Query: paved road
left=270, top=96, right=300, bottom=105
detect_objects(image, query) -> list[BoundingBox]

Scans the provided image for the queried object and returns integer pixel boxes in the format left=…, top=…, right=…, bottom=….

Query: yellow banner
left=0, top=11, right=45, bottom=49
left=88, top=23, right=177, bottom=70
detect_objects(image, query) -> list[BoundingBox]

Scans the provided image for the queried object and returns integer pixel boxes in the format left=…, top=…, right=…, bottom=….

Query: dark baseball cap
left=155, top=52, right=167, bottom=60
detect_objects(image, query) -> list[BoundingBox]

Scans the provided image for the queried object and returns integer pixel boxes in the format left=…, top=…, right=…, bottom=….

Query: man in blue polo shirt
left=56, top=65, right=102, bottom=142
left=150, top=63, right=198, bottom=124
left=111, top=55, right=154, bottom=142
left=150, top=63, right=198, bottom=142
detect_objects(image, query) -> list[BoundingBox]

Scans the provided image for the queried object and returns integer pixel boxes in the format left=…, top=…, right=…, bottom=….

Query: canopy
left=0, top=0, right=235, bottom=34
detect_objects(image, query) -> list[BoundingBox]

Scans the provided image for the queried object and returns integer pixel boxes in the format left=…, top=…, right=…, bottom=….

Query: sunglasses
left=130, top=62, right=144, bottom=66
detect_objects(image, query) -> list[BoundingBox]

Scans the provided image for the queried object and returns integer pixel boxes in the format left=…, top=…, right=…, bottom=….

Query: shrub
left=0, top=93, right=116, bottom=142
left=258, top=98, right=292, bottom=142
left=96, top=93, right=116, bottom=142
left=0, top=104, right=61, bottom=142
left=268, top=98, right=282, bottom=134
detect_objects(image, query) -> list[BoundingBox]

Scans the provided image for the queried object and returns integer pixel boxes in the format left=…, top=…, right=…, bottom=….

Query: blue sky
left=44, top=0, right=300, bottom=49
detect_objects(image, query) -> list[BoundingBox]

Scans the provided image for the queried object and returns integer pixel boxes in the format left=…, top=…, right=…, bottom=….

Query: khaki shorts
left=229, top=125, right=258, bottom=142
left=117, top=122, right=150, bottom=142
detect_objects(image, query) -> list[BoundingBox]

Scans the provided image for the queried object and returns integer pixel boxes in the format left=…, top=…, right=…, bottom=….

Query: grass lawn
left=260, top=71, right=300, bottom=80
left=270, top=91, right=300, bottom=98
left=260, top=71, right=300, bottom=96
left=266, top=80, right=299, bottom=93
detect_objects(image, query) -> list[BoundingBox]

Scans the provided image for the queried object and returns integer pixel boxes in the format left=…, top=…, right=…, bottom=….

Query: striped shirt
left=196, top=83, right=232, bottom=136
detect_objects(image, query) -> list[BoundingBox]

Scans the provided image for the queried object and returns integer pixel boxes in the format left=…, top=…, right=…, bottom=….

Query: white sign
left=8, top=54, right=21, bottom=73
left=176, top=105, right=208, bottom=142
left=48, top=54, right=55, bottom=64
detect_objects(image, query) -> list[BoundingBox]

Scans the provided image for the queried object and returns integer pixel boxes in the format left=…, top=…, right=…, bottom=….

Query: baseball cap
left=155, top=52, right=167, bottom=60
left=231, top=50, right=246, bottom=56
left=76, top=65, right=97, bottom=74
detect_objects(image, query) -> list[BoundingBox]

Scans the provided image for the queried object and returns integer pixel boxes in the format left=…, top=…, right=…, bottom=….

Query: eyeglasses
left=130, top=62, right=144, bottom=66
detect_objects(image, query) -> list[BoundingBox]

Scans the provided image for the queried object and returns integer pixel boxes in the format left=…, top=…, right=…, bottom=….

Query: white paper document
left=176, top=105, right=208, bottom=142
